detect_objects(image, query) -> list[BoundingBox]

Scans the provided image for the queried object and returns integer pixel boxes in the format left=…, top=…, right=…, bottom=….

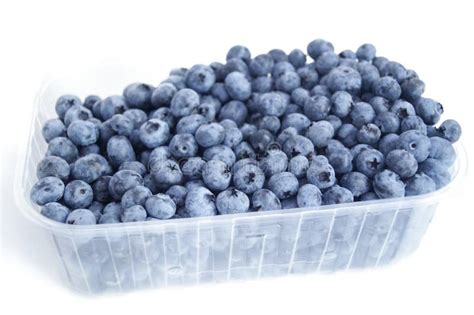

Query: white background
left=1, top=0, right=473, bottom=314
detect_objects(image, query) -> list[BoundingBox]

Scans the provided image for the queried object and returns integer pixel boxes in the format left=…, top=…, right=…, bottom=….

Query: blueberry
left=91, top=176, right=111, bottom=203
left=419, top=158, right=451, bottom=189
left=216, top=188, right=250, bottom=214
left=121, top=205, right=147, bottom=222
left=71, top=153, right=111, bottom=183
left=88, top=201, right=104, bottom=221
left=226, top=45, right=251, bottom=63
left=390, top=100, right=416, bottom=119
left=272, top=61, right=295, bottom=78
left=373, top=112, right=399, bottom=135
left=275, top=71, right=301, bottom=92
left=438, top=119, right=462, bottom=143
left=277, top=127, right=298, bottom=145
left=181, top=157, right=206, bottom=179
left=350, top=143, right=373, bottom=159
left=380, top=61, right=407, bottom=82
left=372, top=76, right=402, bottom=101
left=330, top=91, right=353, bottom=118
left=281, top=197, right=298, bottom=209
left=162, top=74, right=186, bottom=89
left=288, top=49, right=307, bottom=68
left=176, top=114, right=206, bottom=135
left=372, top=56, right=389, bottom=71
left=184, top=187, right=217, bottom=217
left=369, top=96, right=391, bottom=114
left=151, top=159, right=183, bottom=189
left=291, top=88, right=310, bottom=108
left=195, top=122, right=225, bottom=148
left=397, top=130, right=431, bottom=163
left=121, top=185, right=152, bottom=209
left=30, top=176, right=65, bottom=206
left=66, top=209, right=96, bottom=225
left=55, top=95, right=82, bottom=120
left=386, top=149, right=418, bottom=178
left=139, top=119, right=170, bottom=149
left=251, top=76, right=273, bottom=93
left=259, top=149, right=288, bottom=176
left=223, top=127, right=243, bottom=148
left=359, top=192, right=379, bottom=201
left=231, top=163, right=265, bottom=194
left=64, top=106, right=93, bottom=127
left=211, top=83, right=230, bottom=103
left=357, top=123, right=381, bottom=145
left=67, top=119, right=99, bottom=146
left=303, top=95, right=331, bottom=121
left=288, top=155, right=309, bottom=179
left=268, top=172, right=299, bottom=199
left=150, top=83, right=177, bottom=108
left=268, top=48, right=288, bottom=62
left=378, top=133, right=400, bottom=156
left=339, top=49, right=357, bottom=59
left=400, top=115, right=427, bottom=135
left=258, top=92, right=288, bottom=117
left=107, top=135, right=136, bottom=167
left=355, top=148, right=385, bottom=178
left=218, top=100, right=248, bottom=126
left=202, top=160, right=232, bottom=191
left=170, top=88, right=200, bottom=118
left=336, top=123, right=358, bottom=148
left=100, top=95, right=128, bottom=120
left=305, top=121, right=334, bottom=148
left=108, top=170, right=143, bottom=200
left=414, top=97, right=444, bottom=125
left=326, top=66, right=362, bottom=93
left=194, top=102, right=217, bottom=121
left=323, top=185, right=354, bottom=205
left=143, top=174, right=159, bottom=194
left=296, top=184, right=322, bottom=208
left=109, top=114, right=134, bottom=136
left=64, top=180, right=93, bottom=209
left=169, top=133, right=198, bottom=159
left=283, top=135, right=314, bottom=157
left=37, top=156, right=70, bottom=181
left=426, top=125, right=439, bottom=137
left=251, top=189, right=281, bottom=211
left=232, top=158, right=258, bottom=173
left=325, top=115, right=342, bottom=132
left=297, top=66, right=319, bottom=90
left=356, top=43, right=376, bottom=61
left=166, top=185, right=188, bottom=208
left=282, top=113, right=311, bottom=133
left=249, top=54, right=274, bottom=76
left=147, top=146, right=171, bottom=170
left=340, top=172, right=371, bottom=197
left=149, top=107, right=176, bottom=128
left=428, top=137, right=456, bottom=167
left=103, top=202, right=123, bottom=218
left=185, top=64, right=216, bottom=93
left=224, top=71, right=251, bottom=101
left=41, top=202, right=70, bottom=223
left=42, top=119, right=66, bottom=142
left=401, top=77, right=425, bottom=101
left=145, top=194, right=176, bottom=219
left=119, top=161, right=147, bottom=177
left=307, top=39, right=334, bottom=60
left=123, top=82, right=153, bottom=110
left=350, top=102, right=376, bottom=128
left=327, top=147, right=353, bottom=174
left=83, top=95, right=100, bottom=111
left=98, top=212, right=121, bottom=224
left=204, top=145, right=236, bottom=166
left=405, top=173, right=437, bottom=196
left=373, top=170, right=405, bottom=199
left=223, top=58, right=250, bottom=77
left=46, top=137, right=79, bottom=163
left=185, top=179, right=205, bottom=191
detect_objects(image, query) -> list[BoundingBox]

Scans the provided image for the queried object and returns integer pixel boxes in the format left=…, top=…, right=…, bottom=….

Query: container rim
left=14, top=79, right=469, bottom=235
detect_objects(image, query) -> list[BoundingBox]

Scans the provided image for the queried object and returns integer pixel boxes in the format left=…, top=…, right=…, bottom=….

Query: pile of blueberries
left=31, top=39, right=462, bottom=225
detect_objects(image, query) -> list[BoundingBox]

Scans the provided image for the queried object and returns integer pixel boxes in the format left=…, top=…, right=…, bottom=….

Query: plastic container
left=15, top=68, right=466, bottom=294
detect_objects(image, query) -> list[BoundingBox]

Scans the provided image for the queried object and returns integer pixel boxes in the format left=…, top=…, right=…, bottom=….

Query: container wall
left=51, top=200, right=438, bottom=294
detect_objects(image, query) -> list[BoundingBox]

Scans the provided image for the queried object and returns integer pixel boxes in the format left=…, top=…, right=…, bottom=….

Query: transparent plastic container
left=14, top=67, right=466, bottom=294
